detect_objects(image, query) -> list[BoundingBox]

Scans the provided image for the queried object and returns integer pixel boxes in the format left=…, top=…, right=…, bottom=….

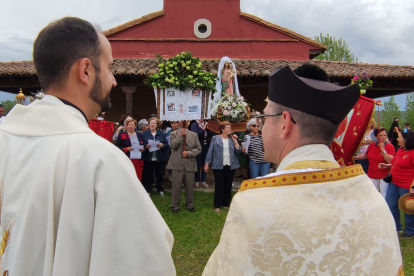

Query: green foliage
left=351, top=73, right=373, bottom=94
left=0, top=100, right=17, bottom=114
left=314, top=33, right=359, bottom=62
left=145, top=51, right=218, bottom=92
left=373, top=111, right=379, bottom=126
left=381, top=96, right=401, bottom=130
left=404, top=92, right=414, bottom=125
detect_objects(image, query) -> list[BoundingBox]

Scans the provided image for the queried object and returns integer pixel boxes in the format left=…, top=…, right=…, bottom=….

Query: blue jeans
left=195, top=146, right=208, bottom=182
left=385, top=182, right=414, bottom=235
left=249, top=160, right=270, bottom=179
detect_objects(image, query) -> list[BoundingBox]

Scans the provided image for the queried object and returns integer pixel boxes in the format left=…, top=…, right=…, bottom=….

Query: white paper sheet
left=241, top=135, right=251, bottom=154
left=130, top=145, right=144, bottom=159
left=148, top=140, right=160, bottom=152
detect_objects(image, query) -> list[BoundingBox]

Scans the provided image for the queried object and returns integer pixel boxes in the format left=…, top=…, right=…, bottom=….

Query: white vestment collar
left=0, top=95, right=92, bottom=137
left=258, top=145, right=336, bottom=179
left=276, top=144, right=337, bottom=172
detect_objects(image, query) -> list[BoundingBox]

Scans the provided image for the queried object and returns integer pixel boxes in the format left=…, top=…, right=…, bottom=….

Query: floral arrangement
left=145, top=51, right=218, bottom=92
left=351, top=73, right=373, bottom=95
left=96, top=112, right=105, bottom=120
left=31, top=91, right=45, bottom=100
left=210, top=93, right=250, bottom=123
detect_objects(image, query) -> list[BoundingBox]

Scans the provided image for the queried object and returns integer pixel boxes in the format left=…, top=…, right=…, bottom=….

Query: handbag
left=383, top=156, right=400, bottom=184
left=383, top=173, right=392, bottom=183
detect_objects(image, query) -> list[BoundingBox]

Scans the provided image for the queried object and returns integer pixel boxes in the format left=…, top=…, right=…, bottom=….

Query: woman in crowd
left=112, top=114, right=129, bottom=141
left=191, top=119, right=210, bottom=188
left=141, top=117, right=170, bottom=197
left=379, top=129, right=414, bottom=239
left=354, top=127, right=395, bottom=197
left=161, top=120, right=173, bottom=181
left=115, top=118, right=145, bottom=181
left=234, top=130, right=249, bottom=180
left=355, top=118, right=377, bottom=173
left=161, top=121, right=172, bottom=137
left=242, top=118, right=270, bottom=179
left=388, top=120, right=401, bottom=152
left=138, top=119, right=149, bottom=133
left=204, top=121, right=240, bottom=213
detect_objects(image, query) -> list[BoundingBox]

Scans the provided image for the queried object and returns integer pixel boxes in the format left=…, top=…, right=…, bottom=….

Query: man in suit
left=167, top=121, right=202, bottom=213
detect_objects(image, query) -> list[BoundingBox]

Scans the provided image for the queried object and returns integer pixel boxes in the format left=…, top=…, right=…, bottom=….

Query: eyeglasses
left=256, top=112, right=296, bottom=125
left=251, top=125, right=258, bottom=127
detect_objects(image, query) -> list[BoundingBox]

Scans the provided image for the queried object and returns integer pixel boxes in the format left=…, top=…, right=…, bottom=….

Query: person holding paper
left=115, top=118, right=145, bottom=181
left=242, top=118, right=270, bottom=178
left=142, top=117, right=170, bottom=196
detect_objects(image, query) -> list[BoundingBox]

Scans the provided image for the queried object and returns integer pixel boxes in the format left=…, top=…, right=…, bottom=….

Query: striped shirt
left=243, top=134, right=266, bottom=163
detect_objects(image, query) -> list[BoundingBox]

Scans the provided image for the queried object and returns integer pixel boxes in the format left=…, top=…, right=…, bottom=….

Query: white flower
left=35, top=92, right=45, bottom=99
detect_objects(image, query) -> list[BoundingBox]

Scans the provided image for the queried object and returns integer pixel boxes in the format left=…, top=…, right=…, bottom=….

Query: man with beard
left=0, top=17, right=175, bottom=276
left=203, top=64, right=403, bottom=276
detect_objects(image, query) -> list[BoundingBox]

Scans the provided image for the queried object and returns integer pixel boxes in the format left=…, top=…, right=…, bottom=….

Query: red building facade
left=2, top=0, right=414, bottom=123
left=105, top=0, right=326, bottom=60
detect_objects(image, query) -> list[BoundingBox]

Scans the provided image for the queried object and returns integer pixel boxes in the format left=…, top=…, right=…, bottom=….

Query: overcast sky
left=1, top=0, right=413, bottom=108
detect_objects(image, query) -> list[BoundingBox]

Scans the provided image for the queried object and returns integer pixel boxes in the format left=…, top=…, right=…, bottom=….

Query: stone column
left=121, top=87, right=137, bottom=115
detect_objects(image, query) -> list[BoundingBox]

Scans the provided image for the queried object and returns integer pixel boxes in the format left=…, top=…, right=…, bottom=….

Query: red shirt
left=366, top=142, right=395, bottom=179
left=391, top=148, right=414, bottom=189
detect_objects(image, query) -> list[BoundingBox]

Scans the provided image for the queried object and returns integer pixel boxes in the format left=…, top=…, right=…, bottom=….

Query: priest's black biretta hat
left=268, top=66, right=360, bottom=124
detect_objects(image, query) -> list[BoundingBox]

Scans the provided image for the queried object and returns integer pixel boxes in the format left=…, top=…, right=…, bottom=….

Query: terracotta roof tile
left=240, top=12, right=328, bottom=51
left=1, top=59, right=414, bottom=79
left=103, top=10, right=164, bottom=37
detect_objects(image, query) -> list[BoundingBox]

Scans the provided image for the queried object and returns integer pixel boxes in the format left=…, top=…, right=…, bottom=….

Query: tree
left=314, top=33, right=359, bottom=63
left=404, top=92, right=414, bottom=126
left=0, top=100, right=17, bottom=115
left=381, top=96, right=401, bottom=131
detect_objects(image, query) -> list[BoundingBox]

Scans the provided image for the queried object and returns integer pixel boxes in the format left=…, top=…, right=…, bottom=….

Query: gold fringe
left=238, top=164, right=364, bottom=192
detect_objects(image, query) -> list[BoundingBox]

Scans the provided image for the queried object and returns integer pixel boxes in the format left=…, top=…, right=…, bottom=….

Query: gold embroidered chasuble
left=203, top=144, right=403, bottom=276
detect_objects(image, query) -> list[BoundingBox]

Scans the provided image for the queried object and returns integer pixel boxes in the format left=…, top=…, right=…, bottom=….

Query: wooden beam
left=121, top=87, right=136, bottom=115
left=126, top=93, right=133, bottom=115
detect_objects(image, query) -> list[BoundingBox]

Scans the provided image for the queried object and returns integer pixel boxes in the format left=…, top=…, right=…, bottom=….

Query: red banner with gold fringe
left=330, top=96, right=375, bottom=166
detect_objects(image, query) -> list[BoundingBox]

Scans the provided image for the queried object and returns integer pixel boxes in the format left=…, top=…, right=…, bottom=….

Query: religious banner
left=153, top=88, right=212, bottom=121
left=145, top=51, right=218, bottom=121
left=330, top=96, right=376, bottom=166
left=88, top=119, right=114, bottom=142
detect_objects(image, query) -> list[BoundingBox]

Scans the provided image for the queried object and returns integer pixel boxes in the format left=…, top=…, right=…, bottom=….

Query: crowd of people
left=0, top=16, right=411, bottom=276
left=354, top=117, right=414, bottom=239
left=110, top=107, right=414, bottom=242
left=110, top=112, right=269, bottom=214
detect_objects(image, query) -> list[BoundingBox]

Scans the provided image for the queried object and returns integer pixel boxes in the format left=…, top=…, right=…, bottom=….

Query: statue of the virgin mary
left=213, top=57, right=240, bottom=104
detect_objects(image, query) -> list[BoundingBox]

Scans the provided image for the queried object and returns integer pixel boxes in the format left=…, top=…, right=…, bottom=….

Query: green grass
left=152, top=191, right=414, bottom=276
left=151, top=191, right=232, bottom=276
left=400, top=214, right=414, bottom=275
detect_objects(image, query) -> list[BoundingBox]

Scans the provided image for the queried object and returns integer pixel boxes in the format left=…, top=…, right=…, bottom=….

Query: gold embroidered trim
left=284, top=160, right=340, bottom=170
left=1, top=214, right=17, bottom=256
left=238, top=164, right=364, bottom=192
left=397, top=265, right=404, bottom=276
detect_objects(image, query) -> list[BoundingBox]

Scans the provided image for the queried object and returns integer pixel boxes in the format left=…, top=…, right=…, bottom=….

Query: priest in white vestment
left=203, top=64, right=404, bottom=276
left=0, top=17, right=175, bottom=276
